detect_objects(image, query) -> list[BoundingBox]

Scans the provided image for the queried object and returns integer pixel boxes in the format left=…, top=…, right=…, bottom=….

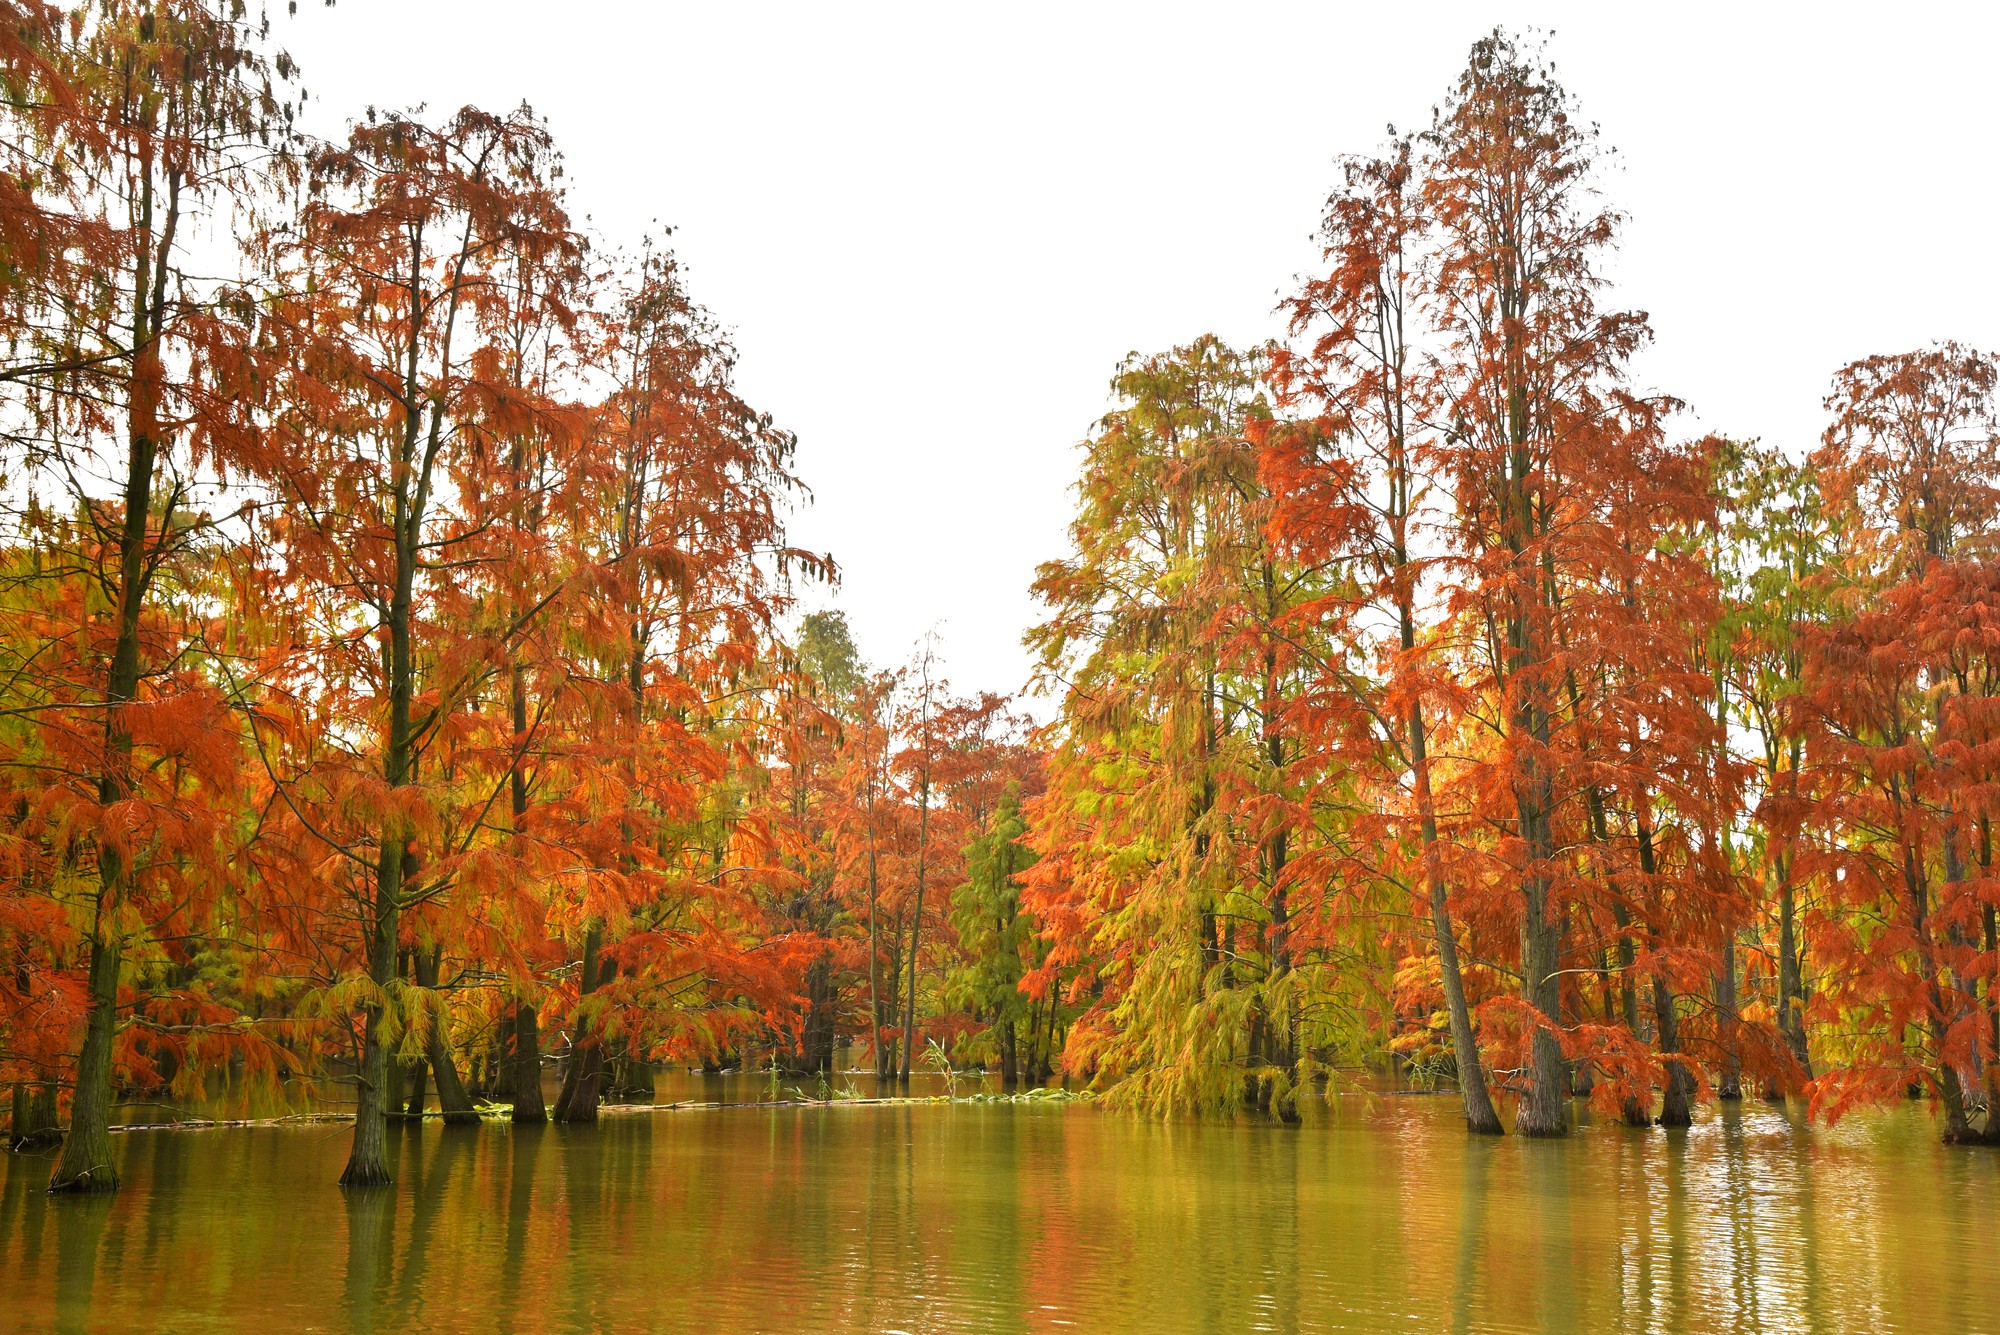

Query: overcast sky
left=282, top=2, right=2000, bottom=705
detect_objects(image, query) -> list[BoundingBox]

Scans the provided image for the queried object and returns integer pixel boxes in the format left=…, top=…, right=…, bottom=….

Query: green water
left=2, top=1092, right=1995, bottom=1334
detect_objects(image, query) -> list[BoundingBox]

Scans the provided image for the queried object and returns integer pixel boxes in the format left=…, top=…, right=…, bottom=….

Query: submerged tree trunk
left=509, top=1005, right=547, bottom=1123
left=1411, top=697, right=1503, bottom=1135
left=414, top=947, right=479, bottom=1124
left=1653, top=977, right=1694, bottom=1127
left=899, top=772, right=930, bottom=1085
left=10, top=1082, right=60, bottom=1150
left=800, top=952, right=836, bottom=1077
left=1507, top=434, right=1567, bottom=1139
left=1635, top=807, right=1694, bottom=1127
left=1984, top=896, right=2000, bottom=1144
left=53, top=133, right=182, bottom=1198
left=384, top=1047, right=406, bottom=1125
left=1772, top=847, right=1812, bottom=1087
left=52, top=468, right=150, bottom=1191
left=866, top=835, right=890, bottom=1083
left=1515, top=750, right=1568, bottom=1137
left=998, top=1016, right=1018, bottom=1088
left=340, top=835, right=403, bottom=1187
left=1715, top=935, right=1743, bottom=1102
left=1264, top=836, right=1299, bottom=1124
left=877, top=910, right=902, bottom=1083
left=1903, top=819, right=1974, bottom=1143
left=342, top=458, right=423, bottom=1185
left=1611, top=900, right=1650, bottom=1127
left=505, top=651, right=548, bottom=1124
left=404, top=1054, right=429, bottom=1120
left=553, top=924, right=606, bottom=1123
left=48, top=935, right=121, bottom=1192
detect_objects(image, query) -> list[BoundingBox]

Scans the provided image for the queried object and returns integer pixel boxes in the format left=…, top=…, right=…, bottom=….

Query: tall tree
left=1796, top=345, right=2000, bottom=1141
left=254, top=104, right=583, bottom=1185
left=0, top=0, right=297, bottom=1192
left=1419, top=33, right=1672, bottom=1135
left=1267, top=137, right=1504, bottom=1134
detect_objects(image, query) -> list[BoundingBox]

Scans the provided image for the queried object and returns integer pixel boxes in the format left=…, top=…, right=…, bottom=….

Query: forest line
left=2, top=3, right=1998, bottom=1202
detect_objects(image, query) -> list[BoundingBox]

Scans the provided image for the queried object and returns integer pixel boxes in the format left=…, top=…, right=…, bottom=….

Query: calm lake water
left=3, top=1084, right=1996, bottom=1334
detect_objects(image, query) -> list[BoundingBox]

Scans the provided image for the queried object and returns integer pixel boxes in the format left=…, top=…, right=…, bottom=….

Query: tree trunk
left=1515, top=761, right=1568, bottom=1137
left=801, top=953, right=836, bottom=1077
left=998, top=1016, right=1018, bottom=1088
left=340, top=836, right=402, bottom=1186
left=1634, top=806, right=1694, bottom=1127
left=404, top=1056, right=429, bottom=1119
left=553, top=925, right=605, bottom=1123
left=413, top=947, right=479, bottom=1124
left=1411, top=699, right=1502, bottom=1135
left=55, top=140, right=179, bottom=1198
left=1903, top=830, right=1973, bottom=1143
left=1715, top=937, right=1742, bottom=1101
left=49, top=932, right=124, bottom=1192
left=899, top=773, right=930, bottom=1085
left=876, top=911, right=901, bottom=1083
left=1653, top=976, right=1694, bottom=1127
left=10, top=1082, right=60, bottom=1150
left=509, top=1004, right=548, bottom=1122
left=505, top=650, right=548, bottom=1125
left=1507, top=496, right=1567, bottom=1135
left=1610, top=901, right=1650, bottom=1126
left=1983, top=896, right=2000, bottom=1144
left=866, top=817, right=885, bottom=1082
left=1773, top=848, right=1812, bottom=1084
left=341, top=477, right=418, bottom=1186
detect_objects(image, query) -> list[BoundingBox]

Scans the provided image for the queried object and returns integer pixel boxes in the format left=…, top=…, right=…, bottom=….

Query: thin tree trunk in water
left=1712, top=676, right=1742, bottom=1102
left=998, top=1016, right=1018, bottom=1088
left=1652, top=975, right=1694, bottom=1127
left=54, top=143, right=180, bottom=1198
left=866, top=834, right=887, bottom=1082
left=1716, top=934, right=1743, bottom=1100
left=50, top=554, right=142, bottom=1191
left=1635, top=807, right=1694, bottom=1127
left=341, top=224, right=439, bottom=1188
left=877, top=911, right=902, bottom=1083
left=553, top=924, right=605, bottom=1123
left=1579, top=784, right=1649, bottom=1126
left=340, top=836, right=402, bottom=1187
left=404, top=1055, right=429, bottom=1119
left=1260, top=570, right=1300, bottom=1126
left=1982, top=811, right=1999, bottom=1142
left=1264, top=835, right=1299, bottom=1122
left=1983, top=897, right=1999, bottom=1143
left=399, top=947, right=425, bottom=1118
left=1411, top=698, right=1502, bottom=1135
left=1899, top=793, right=1973, bottom=1143
left=1932, top=709, right=1981, bottom=1143
left=900, top=771, right=930, bottom=1085
left=48, top=936, right=121, bottom=1191
left=505, top=431, right=548, bottom=1126
left=414, top=947, right=479, bottom=1124
left=1608, top=900, right=1650, bottom=1126
left=1773, top=847, right=1812, bottom=1085
left=1763, top=728, right=1812, bottom=1093
left=1506, top=451, right=1566, bottom=1137
left=1516, top=771, right=1568, bottom=1137
left=384, top=1046, right=405, bottom=1124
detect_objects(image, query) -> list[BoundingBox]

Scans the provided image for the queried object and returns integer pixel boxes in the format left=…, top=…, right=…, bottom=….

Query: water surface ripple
left=2, top=1093, right=1995, bottom=1333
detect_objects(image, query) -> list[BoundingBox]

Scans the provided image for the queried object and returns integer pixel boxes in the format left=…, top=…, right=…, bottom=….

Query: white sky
left=282, top=2, right=2000, bottom=706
